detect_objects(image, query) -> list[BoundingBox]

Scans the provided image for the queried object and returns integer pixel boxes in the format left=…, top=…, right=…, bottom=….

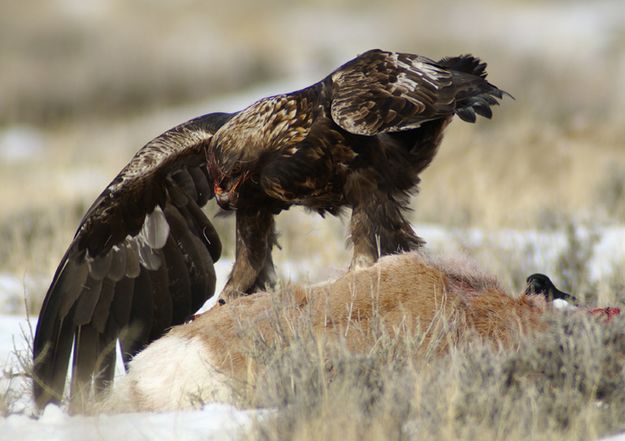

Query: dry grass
left=415, top=119, right=625, bottom=229
left=231, top=293, right=625, bottom=441
left=0, top=314, right=35, bottom=417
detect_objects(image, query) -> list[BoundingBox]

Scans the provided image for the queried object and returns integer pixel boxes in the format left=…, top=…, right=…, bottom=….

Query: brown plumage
left=208, top=49, right=509, bottom=298
left=32, top=112, right=233, bottom=409
left=33, top=49, right=508, bottom=409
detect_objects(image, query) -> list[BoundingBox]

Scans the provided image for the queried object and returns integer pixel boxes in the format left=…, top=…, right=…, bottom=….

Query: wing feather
left=188, top=166, right=212, bottom=205
left=91, top=278, right=116, bottom=334
left=32, top=112, right=234, bottom=409
left=110, top=277, right=134, bottom=330
left=107, top=246, right=127, bottom=282
left=163, top=204, right=212, bottom=313
left=147, top=264, right=173, bottom=341
left=161, top=234, right=193, bottom=324
left=119, top=267, right=154, bottom=366
left=329, top=49, right=505, bottom=135
left=71, top=324, right=99, bottom=398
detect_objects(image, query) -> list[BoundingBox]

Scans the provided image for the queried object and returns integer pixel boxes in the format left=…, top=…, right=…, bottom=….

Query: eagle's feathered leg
left=222, top=209, right=277, bottom=300
left=348, top=190, right=423, bottom=270
left=346, top=118, right=452, bottom=269
left=346, top=167, right=422, bottom=270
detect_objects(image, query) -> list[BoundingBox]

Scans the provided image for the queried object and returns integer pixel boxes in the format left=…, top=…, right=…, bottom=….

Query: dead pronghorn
left=95, top=252, right=618, bottom=413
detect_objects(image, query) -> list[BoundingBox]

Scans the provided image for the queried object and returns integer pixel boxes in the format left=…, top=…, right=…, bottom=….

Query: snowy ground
left=2, top=400, right=258, bottom=441
left=1, top=224, right=625, bottom=439
left=0, top=305, right=259, bottom=441
left=0, top=259, right=261, bottom=440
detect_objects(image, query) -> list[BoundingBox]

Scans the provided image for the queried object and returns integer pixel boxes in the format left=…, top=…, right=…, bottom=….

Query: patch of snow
left=416, top=223, right=625, bottom=282
left=0, top=314, right=36, bottom=415
left=0, top=315, right=32, bottom=363
left=447, top=0, right=625, bottom=59
left=1, top=403, right=258, bottom=441
left=0, top=127, right=45, bottom=162
left=602, top=432, right=625, bottom=441
left=0, top=273, right=48, bottom=316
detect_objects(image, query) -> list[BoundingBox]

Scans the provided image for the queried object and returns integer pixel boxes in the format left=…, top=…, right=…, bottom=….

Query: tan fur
left=99, top=252, right=546, bottom=413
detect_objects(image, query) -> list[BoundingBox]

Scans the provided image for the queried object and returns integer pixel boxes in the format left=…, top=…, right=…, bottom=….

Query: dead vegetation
left=178, top=276, right=625, bottom=441
left=237, top=296, right=625, bottom=441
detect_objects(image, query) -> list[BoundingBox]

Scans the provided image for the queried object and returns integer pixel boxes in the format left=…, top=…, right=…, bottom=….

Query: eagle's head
left=213, top=172, right=250, bottom=210
left=206, top=104, right=286, bottom=209
left=207, top=146, right=252, bottom=210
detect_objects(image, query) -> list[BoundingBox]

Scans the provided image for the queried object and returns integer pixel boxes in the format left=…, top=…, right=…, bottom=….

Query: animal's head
left=206, top=147, right=251, bottom=210
left=525, top=273, right=578, bottom=305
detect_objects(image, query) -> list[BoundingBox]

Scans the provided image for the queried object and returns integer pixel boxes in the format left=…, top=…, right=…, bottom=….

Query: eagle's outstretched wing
left=32, top=112, right=234, bottom=409
left=329, top=49, right=506, bottom=136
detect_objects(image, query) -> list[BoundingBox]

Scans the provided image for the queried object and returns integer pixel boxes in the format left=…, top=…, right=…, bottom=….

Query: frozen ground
left=0, top=313, right=259, bottom=441
left=2, top=398, right=258, bottom=441
left=0, top=258, right=260, bottom=440
left=1, top=223, right=625, bottom=439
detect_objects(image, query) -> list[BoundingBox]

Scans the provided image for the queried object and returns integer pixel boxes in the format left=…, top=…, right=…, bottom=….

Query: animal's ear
left=522, top=293, right=547, bottom=311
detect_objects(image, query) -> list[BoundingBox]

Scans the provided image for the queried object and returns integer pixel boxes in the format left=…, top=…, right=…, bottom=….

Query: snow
left=0, top=315, right=32, bottom=364
left=0, top=273, right=48, bottom=316
left=0, top=313, right=259, bottom=438
left=2, top=224, right=625, bottom=438
left=415, top=224, right=625, bottom=282
left=0, top=263, right=259, bottom=440
left=0, top=127, right=45, bottom=162
left=0, top=314, right=38, bottom=416
left=1, top=402, right=258, bottom=441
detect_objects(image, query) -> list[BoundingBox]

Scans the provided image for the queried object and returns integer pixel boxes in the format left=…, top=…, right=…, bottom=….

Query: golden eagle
left=32, top=49, right=508, bottom=408
left=209, top=49, right=508, bottom=296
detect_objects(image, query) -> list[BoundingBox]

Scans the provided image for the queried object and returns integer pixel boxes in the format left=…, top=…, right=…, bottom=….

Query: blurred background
left=1, top=0, right=624, bottom=314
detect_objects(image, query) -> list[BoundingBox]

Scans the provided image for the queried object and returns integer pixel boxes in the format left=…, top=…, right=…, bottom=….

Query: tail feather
left=473, top=101, right=493, bottom=119
left=456, top=107, right=477, bottom=123
left=437, top=55, right=512, bottom=123
left=437, top=54, right=488, bottom=78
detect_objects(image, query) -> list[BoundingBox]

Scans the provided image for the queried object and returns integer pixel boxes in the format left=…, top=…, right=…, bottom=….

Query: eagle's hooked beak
left=214, top=172, right=249, bottom=210
left=214, top=185, right=235, bottom=210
